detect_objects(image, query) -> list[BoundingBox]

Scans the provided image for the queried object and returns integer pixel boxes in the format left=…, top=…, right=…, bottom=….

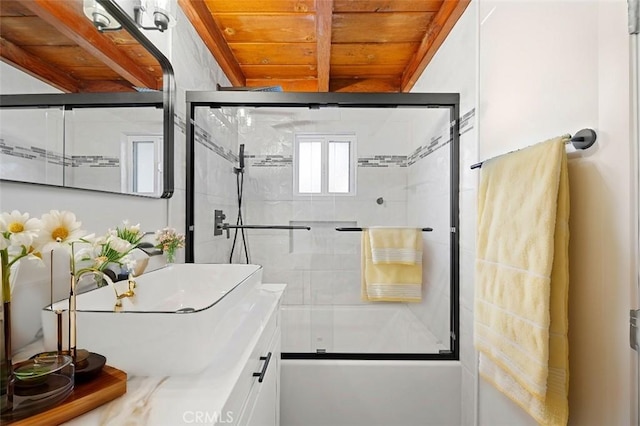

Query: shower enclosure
left=185, top=91, right=459, bottom=361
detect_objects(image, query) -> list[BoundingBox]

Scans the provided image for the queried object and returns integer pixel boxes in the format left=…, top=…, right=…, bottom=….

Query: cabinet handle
left=252, top=352, right=272, bottom=383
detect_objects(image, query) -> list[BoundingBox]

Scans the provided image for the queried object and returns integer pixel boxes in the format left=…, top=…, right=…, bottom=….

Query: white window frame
left=293, top=133, right=356, bottom=196
left=120, top=134, right=163, bottom=196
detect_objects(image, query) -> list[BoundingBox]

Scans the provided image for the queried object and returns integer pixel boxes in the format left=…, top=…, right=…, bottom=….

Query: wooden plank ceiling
left=0, top=0, right=162, bottom=93
left=179, top=0, right=470, bottom=92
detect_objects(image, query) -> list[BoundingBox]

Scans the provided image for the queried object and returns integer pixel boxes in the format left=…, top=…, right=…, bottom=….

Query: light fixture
left=83, top=0, right=122, bottom=31
left=83, top=0, right=175, bottom=33
left=133, top=0, right=174, bottom=32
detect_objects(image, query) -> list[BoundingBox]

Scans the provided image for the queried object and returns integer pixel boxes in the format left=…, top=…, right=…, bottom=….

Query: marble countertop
left=15, top=284, right=285, bottom=425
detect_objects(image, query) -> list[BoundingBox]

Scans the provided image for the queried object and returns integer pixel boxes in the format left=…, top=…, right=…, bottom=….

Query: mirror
left=0, top=0, right=174, bottom=198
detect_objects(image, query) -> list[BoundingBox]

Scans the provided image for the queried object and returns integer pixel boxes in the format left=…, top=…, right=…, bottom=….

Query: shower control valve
left=214, top=209, right=230, bottom=238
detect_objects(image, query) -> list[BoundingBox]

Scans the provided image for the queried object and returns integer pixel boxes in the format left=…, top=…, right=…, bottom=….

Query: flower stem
left=1, top=250, right=10, bottom=304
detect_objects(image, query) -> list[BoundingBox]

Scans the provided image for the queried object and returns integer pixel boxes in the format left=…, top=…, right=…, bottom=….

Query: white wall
left=411, top=2, right=478, bottom=424
left=478, top=1, right=632, bottom=425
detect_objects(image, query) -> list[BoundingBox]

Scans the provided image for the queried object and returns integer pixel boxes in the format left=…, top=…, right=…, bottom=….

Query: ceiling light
left=83, top=0, right=122, bottom=31
left=83, top=0, right=175, bottom=33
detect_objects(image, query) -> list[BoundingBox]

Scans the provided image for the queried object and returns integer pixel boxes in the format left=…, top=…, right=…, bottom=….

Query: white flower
left=38, top=210, right=85, bottom=251
left=0, top=210, right=41, bottom=249
left=107, top=235, right=132, bottom=254
left=74, top=234, right=103, bottom=263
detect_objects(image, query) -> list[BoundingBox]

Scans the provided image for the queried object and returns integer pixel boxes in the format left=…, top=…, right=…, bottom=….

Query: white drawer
left=223, top=305, right=279, bottom=424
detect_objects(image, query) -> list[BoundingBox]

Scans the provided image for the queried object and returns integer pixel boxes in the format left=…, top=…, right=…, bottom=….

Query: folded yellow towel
left=361, top=228, right=422, bottom=302
left=368, top=227, right=422, bottom=265
left=474, top=137, right=569, bottom=425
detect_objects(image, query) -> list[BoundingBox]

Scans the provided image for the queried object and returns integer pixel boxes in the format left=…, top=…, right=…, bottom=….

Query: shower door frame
left=185, top=91, right=460, bottom=361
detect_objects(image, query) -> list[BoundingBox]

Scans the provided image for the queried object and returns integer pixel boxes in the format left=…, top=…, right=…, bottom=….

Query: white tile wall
left=411, top=1, right=478, bottom=423
left=240, top=101, right=463, bottom=357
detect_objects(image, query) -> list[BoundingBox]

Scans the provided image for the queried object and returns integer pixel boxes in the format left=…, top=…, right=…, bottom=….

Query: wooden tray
left=7, top=365, right=127, bottom=425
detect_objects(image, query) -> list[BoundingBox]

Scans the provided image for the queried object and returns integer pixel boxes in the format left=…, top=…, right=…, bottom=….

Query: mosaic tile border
left=358, top=155, right=407, bottom=168
left=245, top=154, right=292, bottom=167
left=407, top=108, right=475, bottom=166
left=181, top=112, right=240, bottom=164
left=0, top=139, right=119, bottom=168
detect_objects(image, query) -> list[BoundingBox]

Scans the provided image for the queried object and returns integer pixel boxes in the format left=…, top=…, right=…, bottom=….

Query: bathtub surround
left=187, top=94, right=460, bottom=359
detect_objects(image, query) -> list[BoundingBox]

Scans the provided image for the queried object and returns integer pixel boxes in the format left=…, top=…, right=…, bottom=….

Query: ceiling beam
left=401, top=0, right=470, bottom=92
left=178, top=0, right=245, bottom=87
left=315, top=0, right=333, bottom=92
left=246, top=78, right=318, bottom=92
left=80, top=80, right=136, bottom=92
left=330, top=77, right=401, bottom=93
left=0, top=37, right=81, bottom=93
left=20, top=0, right=160, bottom=90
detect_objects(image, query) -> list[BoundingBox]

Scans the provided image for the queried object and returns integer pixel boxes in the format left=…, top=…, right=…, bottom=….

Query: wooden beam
left=20, top=0, right=160, bottom=90
left=333, top=0, right=443, bottom=13
left=315, top=0, right=332, bottom=92
left=230, top=42, right=316, bottom=65
left=204, top=0, right=316, bottom=13
left=242, top=64, right=317, bottom=79
left=0, top=37, right=81, bottom=92
left=178, top=0, right=245, bottom=86
left=80, top=80, right=135, bottom=92
left=330, top=77, right=401, bottom=93
left=401, top=0, right=470, bottom=92
left=246, top=78, right=318, bottom=92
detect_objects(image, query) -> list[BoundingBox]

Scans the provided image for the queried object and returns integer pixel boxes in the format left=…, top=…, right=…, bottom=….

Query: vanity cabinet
left=238, top=330, right=281, bottom=426
left=223, top=285, right=282, bottom=426
left=35, top=283, right=286, bottom=425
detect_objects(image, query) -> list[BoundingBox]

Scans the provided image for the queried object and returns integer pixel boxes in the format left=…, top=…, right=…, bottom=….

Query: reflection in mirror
left=64, top=106, right=163, bottom=194
left=0, top=104, right=163, bottom=195
left=0, top=92, right=165, bottom=197
left=0, top=0, right=174, bottom=198
left=0, top=107, right=64, bottom=186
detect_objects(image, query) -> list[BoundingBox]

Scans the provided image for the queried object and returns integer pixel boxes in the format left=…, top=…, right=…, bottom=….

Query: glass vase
left=165, top=248, right=175, bottom=264
left=1, top=250, right=14, bottom=415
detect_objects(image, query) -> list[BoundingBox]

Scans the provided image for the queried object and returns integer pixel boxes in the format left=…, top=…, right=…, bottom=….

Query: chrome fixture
left=83, top=0, right=122, bottom=31
left=214, top=210, right=311, bottom=239
left=83, top=0, right=175, bottom=33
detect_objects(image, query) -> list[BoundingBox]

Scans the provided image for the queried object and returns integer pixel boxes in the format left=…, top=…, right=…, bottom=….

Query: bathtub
left=279, top=305, right=461, bottom=426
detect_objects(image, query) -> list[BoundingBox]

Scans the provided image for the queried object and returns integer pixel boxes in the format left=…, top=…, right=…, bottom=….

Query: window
left=121, top=134, right=162, bottom=195
left=294, top=133, right=356, bottom=195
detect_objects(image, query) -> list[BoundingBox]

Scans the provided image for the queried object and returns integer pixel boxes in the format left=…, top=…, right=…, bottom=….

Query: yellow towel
left=368, top=227, right=422, bottom=265
left=361, top=228, right=422, bottom=302
left=474, top=137, right=569, bottom=425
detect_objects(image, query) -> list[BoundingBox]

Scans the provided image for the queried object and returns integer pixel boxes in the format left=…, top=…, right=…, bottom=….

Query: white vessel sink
left=41, top=263, right=263, bottom=376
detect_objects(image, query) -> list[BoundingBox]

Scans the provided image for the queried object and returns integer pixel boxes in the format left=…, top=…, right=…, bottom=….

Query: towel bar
left=335, top=227, right=433, bottom=232
left=470, top=128, right=597, bottom=170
